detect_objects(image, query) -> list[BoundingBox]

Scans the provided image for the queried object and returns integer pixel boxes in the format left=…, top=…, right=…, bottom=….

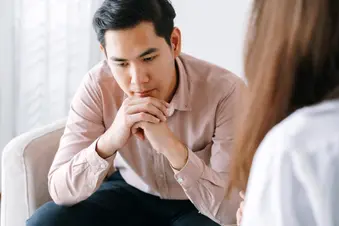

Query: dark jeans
left=27, top=171, right=220, bottom=226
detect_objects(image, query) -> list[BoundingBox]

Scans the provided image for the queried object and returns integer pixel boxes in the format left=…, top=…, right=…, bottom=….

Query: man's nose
left=130, top=65, right=149, bottom=85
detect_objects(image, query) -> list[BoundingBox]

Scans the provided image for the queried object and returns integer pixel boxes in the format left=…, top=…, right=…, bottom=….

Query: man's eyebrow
left=138, top=48, right=159, bottom=58
left=109, top=48, right=159, bottom=62
left=110, top=56, right=128, bottom=62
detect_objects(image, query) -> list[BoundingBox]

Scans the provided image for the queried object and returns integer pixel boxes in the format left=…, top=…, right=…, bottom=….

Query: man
left=27, top=0, right=242, bottom=225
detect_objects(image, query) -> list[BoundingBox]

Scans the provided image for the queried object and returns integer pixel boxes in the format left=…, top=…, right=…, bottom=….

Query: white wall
left=172, top=0, right=252, bottom=78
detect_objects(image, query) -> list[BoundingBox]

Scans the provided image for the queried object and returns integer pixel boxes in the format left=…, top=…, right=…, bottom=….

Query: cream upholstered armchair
left=1, top=118, right=67, bottom=226
left=1, top=118, right=238, bottom=226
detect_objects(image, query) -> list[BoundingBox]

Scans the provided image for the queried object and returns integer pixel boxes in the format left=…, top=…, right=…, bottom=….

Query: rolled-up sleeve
left=173, top=82, right=242, bottom=225
left=48, top=72, right=115, bottom=206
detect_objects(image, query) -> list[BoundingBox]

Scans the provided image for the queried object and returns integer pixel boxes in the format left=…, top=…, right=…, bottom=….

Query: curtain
left=0, top=0, right=104, bottom=151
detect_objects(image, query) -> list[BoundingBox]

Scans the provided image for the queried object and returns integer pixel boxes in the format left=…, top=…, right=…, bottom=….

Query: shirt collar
left=168, top=56, right=192, bottom=114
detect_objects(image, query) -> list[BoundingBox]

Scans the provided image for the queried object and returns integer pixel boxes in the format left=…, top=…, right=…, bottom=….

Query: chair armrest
left=1, top=118, right=67, bottom=226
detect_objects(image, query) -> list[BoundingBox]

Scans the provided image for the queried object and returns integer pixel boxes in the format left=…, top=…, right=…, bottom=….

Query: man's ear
left=170, top=27, right=182, bottom=58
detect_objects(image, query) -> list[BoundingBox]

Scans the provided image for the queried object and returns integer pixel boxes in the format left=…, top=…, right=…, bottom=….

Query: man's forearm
left=48, top=141, right=114, bottom=206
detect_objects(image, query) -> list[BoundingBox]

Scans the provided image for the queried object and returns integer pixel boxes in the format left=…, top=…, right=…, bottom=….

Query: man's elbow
left=48, top=186, right=79, bottom=207
left=48, top=176, right=81, bottom=207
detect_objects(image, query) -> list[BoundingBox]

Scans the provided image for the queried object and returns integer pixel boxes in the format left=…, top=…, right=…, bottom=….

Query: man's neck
left=166, top=62, right=180, bottom=103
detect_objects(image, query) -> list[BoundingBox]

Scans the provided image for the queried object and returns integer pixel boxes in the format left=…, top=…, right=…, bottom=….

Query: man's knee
left=26, top=201, right=73, bottom=226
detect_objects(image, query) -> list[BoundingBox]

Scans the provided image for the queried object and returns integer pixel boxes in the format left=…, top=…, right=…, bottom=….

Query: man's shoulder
left=179, top=53, right=243, bottom=96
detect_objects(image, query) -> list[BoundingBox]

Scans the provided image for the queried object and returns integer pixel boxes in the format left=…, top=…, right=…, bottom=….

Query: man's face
left=103, top=22, right=181, bottom=101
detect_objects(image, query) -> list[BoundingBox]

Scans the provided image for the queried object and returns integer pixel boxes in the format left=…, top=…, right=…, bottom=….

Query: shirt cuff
left=85, top=138, right=115, bottom=173
left=174, top=148, right=204, bottom=189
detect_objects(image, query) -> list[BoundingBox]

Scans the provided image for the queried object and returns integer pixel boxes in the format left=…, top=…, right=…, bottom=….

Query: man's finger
left=130, top=96, right=170, bottom=106
left=134, top=129, right=145, bottom=141
left=236, top=208, right=242, bottom=226
left=240, top=191, right=245, bottom=199
left=128, top=113, right=160, bottom=127
left=131, top=122, right=143, bottom=133
left=129, top=97, right=169, bottom=116
left=127, top=104, right=167, bottom=122
left=131, top=122, right=146, bottom=141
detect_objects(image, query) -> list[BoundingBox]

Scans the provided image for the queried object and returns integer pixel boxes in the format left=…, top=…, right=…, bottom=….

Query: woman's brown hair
left=228, top=0, right=339, bottom=193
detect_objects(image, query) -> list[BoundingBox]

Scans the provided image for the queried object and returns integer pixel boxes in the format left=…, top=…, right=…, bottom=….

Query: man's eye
left=143, top=56, right=156, bottom=62
left=117, top=62, right=129, bottom=67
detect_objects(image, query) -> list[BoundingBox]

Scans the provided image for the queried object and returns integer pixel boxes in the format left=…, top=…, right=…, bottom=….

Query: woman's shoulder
left=264, top=99, right=339, bottom=153
left=252, top=99, right=339, bottom=172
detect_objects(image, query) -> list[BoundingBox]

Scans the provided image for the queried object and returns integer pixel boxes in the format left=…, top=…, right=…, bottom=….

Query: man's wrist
left=96, top=132, right=118, bottom=159
left=163, top=138, right=188, bottom=170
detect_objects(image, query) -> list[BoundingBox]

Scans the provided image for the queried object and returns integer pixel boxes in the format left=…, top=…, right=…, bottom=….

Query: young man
left=27, top=0, right=242, bottom=225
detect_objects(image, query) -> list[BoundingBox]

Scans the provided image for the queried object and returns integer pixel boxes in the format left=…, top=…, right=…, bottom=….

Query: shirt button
left=160, top=174, right=164, bottom=178
left=177, top=177, right=184, bottom=184
left=100, top=164, right=106, bottom=169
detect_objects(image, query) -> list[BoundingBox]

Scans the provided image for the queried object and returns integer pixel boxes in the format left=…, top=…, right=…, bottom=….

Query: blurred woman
left=228, top=0, right=339, bottom=225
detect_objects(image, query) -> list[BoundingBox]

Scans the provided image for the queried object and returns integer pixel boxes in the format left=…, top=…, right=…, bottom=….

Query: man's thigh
left=171, top=210, right=220, bottom=226
left=26, top=172, right=149, bottom=226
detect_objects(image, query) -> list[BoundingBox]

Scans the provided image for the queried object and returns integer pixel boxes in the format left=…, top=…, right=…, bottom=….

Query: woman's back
left=227, top=1, right=339, bottom=224
left=242, top=99, right=339, bottom=226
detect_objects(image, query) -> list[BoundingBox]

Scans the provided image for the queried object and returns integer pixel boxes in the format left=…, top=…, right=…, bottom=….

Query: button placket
left=153, top=148, right=169, bottom=198
left=152, top=147, right=162, bottom=195
left=160, top=154, right=170, bottom=198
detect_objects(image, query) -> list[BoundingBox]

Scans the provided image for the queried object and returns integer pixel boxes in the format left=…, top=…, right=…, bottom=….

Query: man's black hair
left=93, top=0, right=176, bottom=47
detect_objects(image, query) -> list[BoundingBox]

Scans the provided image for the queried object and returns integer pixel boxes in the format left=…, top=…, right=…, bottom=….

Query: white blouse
left=242, top=100, right=339, bottom=226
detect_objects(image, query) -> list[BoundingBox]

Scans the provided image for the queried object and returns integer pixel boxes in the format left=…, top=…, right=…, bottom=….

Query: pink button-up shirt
left=48, top=53, right=242, bottom=225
